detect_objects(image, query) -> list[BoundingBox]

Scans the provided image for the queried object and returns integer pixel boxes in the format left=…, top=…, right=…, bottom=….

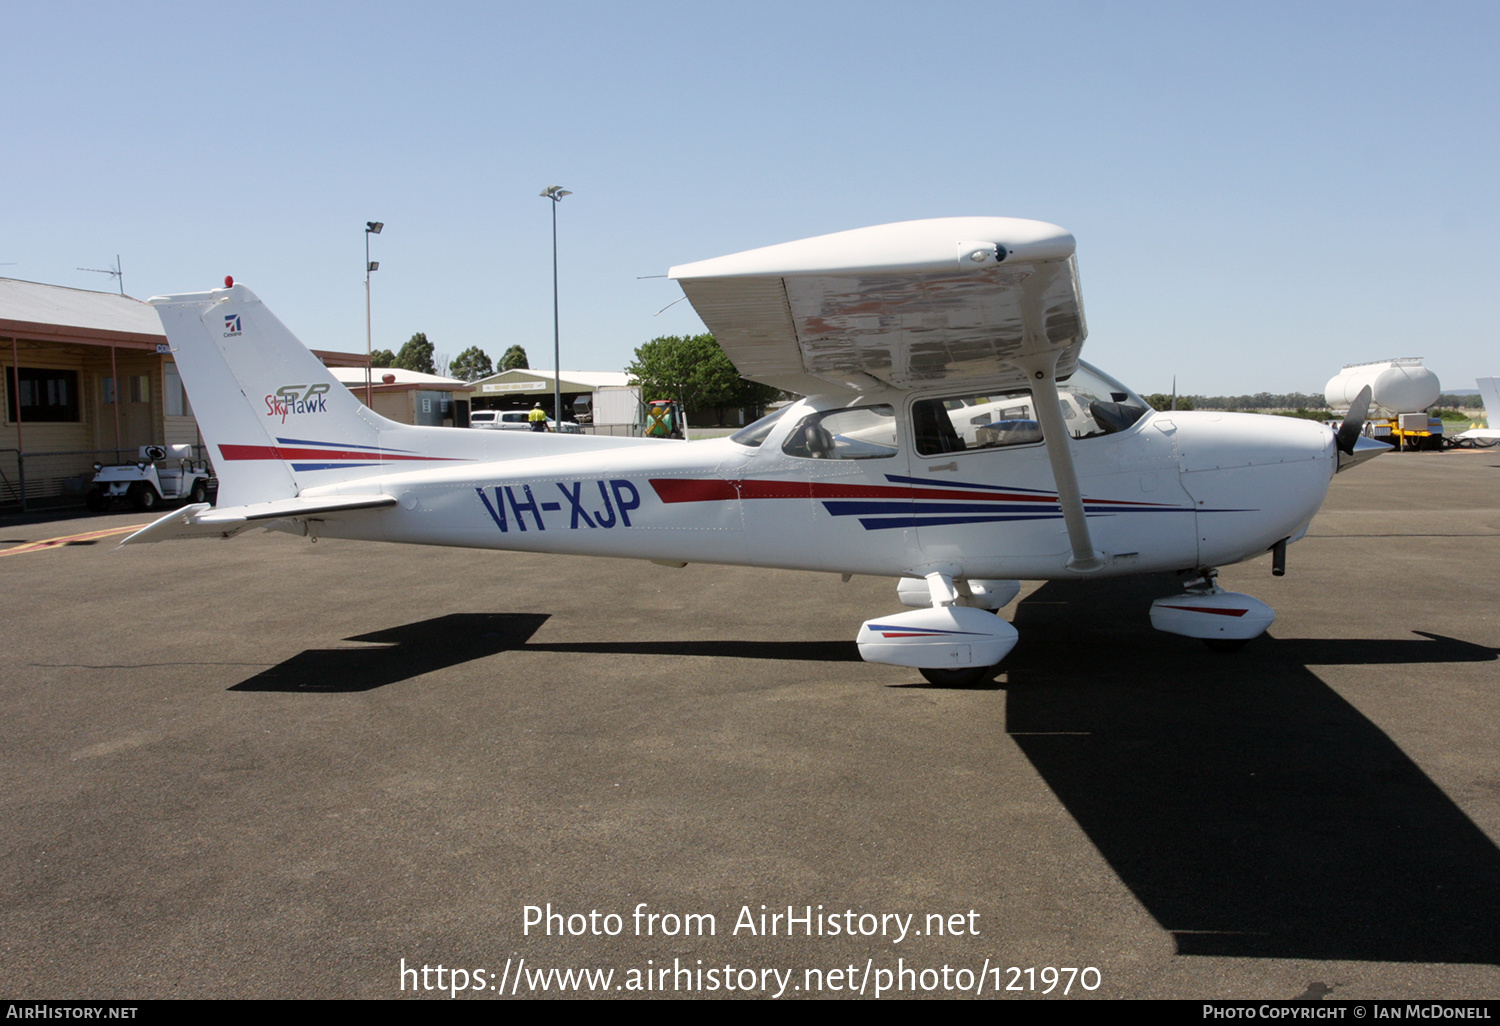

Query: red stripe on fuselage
left=219, top=444, right=454, bottom=463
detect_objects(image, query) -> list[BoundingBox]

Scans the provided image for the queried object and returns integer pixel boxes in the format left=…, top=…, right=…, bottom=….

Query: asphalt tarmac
left=2, top=450, right=1497, bottom=1000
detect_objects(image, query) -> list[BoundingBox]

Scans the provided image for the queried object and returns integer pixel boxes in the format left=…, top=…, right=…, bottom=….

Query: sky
left=4, top=0, right=1496, bottom=396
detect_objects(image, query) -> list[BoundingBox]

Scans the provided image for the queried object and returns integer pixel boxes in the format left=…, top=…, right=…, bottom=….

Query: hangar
left=468, top=367, right=630, bottom=423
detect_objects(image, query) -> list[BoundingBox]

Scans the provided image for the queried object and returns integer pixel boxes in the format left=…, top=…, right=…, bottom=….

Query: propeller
left=1335, top=385, right=1371, bottom=455
left=1334, top=385, right=1389, bottom=472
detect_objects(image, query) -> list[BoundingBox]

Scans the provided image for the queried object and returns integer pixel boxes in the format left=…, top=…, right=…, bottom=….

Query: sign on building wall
left=481, top=381, right=552, bottom=394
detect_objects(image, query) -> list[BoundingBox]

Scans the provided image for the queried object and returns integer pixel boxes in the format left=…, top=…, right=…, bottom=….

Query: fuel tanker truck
left=1325, top=358, right=1443, bottom=451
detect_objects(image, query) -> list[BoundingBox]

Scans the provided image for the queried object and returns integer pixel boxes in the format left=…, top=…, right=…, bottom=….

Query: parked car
left=470, top=410, right=581, bottom=433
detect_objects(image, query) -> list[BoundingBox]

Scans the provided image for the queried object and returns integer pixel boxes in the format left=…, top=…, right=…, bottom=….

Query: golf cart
left=86, top=444, right=215, bottom=512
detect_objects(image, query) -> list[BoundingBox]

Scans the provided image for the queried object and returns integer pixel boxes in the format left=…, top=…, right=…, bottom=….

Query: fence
left=578, top=424, right=642, bottom=438
left=0, top=447, right=208, bottom=512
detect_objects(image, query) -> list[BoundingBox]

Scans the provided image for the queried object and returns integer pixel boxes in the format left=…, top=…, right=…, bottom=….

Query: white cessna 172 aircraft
left=126, top=217, right=1385, bottom=684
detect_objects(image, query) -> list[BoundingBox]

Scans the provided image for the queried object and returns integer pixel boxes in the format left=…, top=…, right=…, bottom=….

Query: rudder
left=149, top=283, right=388, bottom=507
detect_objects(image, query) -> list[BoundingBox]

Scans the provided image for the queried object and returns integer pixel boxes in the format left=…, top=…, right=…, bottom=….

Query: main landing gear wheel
left=919, top=665, right=995, bottom=687
left=1202, top=638, right=1250, bottom=654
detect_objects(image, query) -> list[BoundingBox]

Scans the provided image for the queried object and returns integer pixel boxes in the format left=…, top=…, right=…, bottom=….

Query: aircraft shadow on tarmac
left=230, top=613, right=860, bottom=693
left=239, top=590, right=1500, bottom=965
left=230, top=613, right=553, bottom=693
left=1004, top=575, right=1500, bottom=966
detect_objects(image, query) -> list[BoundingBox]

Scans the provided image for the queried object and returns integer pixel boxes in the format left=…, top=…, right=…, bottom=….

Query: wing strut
left=1015, top=350, right=1105, bottom=573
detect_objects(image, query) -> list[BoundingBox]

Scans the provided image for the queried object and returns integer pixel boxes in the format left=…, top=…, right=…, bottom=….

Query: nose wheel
left=1202, top=637, right=1251, bottom=654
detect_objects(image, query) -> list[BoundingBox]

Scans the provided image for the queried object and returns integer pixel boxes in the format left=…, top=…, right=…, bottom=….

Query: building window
left=164, top=363, right=191, bottom=417
left=102, top=374, right=154, bottom=408
left=7, top=367, right=81, bottom=423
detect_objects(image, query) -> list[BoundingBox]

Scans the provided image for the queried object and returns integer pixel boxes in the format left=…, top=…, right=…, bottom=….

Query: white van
left=470, top=410, right=579, bottom=432
left=470, top=410, right=532, bottom=430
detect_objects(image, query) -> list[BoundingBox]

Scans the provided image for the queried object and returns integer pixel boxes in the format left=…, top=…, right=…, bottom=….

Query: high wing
left=668, top=217, right=1084, bottom=397
left=672, top=216, right=1103, bottom=570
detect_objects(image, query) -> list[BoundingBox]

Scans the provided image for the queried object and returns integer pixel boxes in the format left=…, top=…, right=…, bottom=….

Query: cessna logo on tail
left=223, top=314, right=242, bottom=337
left=265, top=383, right=332, bottom=423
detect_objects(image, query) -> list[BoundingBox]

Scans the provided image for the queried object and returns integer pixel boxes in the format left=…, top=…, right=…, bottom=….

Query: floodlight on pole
left=364, top=222, right=383, bottom=406
left=541, top=186, right=571, bottom=431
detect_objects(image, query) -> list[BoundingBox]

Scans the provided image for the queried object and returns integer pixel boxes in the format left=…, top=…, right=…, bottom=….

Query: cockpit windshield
left=729, top=406, right=790, bottom=447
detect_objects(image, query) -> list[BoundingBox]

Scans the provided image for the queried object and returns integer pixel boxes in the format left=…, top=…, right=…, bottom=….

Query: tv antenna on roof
left=77, top=255, right=123, bottom=295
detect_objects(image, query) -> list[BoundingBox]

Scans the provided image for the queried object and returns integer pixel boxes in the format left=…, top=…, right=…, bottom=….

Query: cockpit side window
left=912, top=365, right=1150, bottom=456
left=912, top=390, right=1041, bottom=456
left=781, top=405, right=898, bottom=460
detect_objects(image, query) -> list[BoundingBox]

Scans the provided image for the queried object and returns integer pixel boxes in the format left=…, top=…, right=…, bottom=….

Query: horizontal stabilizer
left=117, top=495, right=396, bottom=547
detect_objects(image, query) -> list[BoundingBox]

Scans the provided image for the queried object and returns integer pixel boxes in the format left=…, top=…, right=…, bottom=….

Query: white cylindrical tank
left=1324, top=359, right=1440, bottom=415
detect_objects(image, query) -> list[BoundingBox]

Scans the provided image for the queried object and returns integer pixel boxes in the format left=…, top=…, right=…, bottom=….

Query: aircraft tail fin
left=149, top=283, right=389, bottom=507
left=1477, top=377, right=1499, bottom=426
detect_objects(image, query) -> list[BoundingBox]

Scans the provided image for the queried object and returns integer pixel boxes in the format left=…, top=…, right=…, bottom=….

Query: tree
left=627, top=334, right=781, bottom=426
left=500, top=345, right=529, bottom=371
left=394, top=332, right=435, bottom=375
left=451, top=346, right=494, bottom=382
left=370, top=348, right=395, bottom=368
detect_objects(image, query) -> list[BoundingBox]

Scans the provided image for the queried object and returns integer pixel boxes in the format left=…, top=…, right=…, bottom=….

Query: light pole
left=364, top=221, right=383, bottom=406
left=540, top=186, right=571, bottom=429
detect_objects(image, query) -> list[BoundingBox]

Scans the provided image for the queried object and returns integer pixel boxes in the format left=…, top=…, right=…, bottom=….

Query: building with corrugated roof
left=328, top=366, right=474, bottom=426
left=0, top=278, right=379, bottom=507
left=0, top=279, right=191, bottom=505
